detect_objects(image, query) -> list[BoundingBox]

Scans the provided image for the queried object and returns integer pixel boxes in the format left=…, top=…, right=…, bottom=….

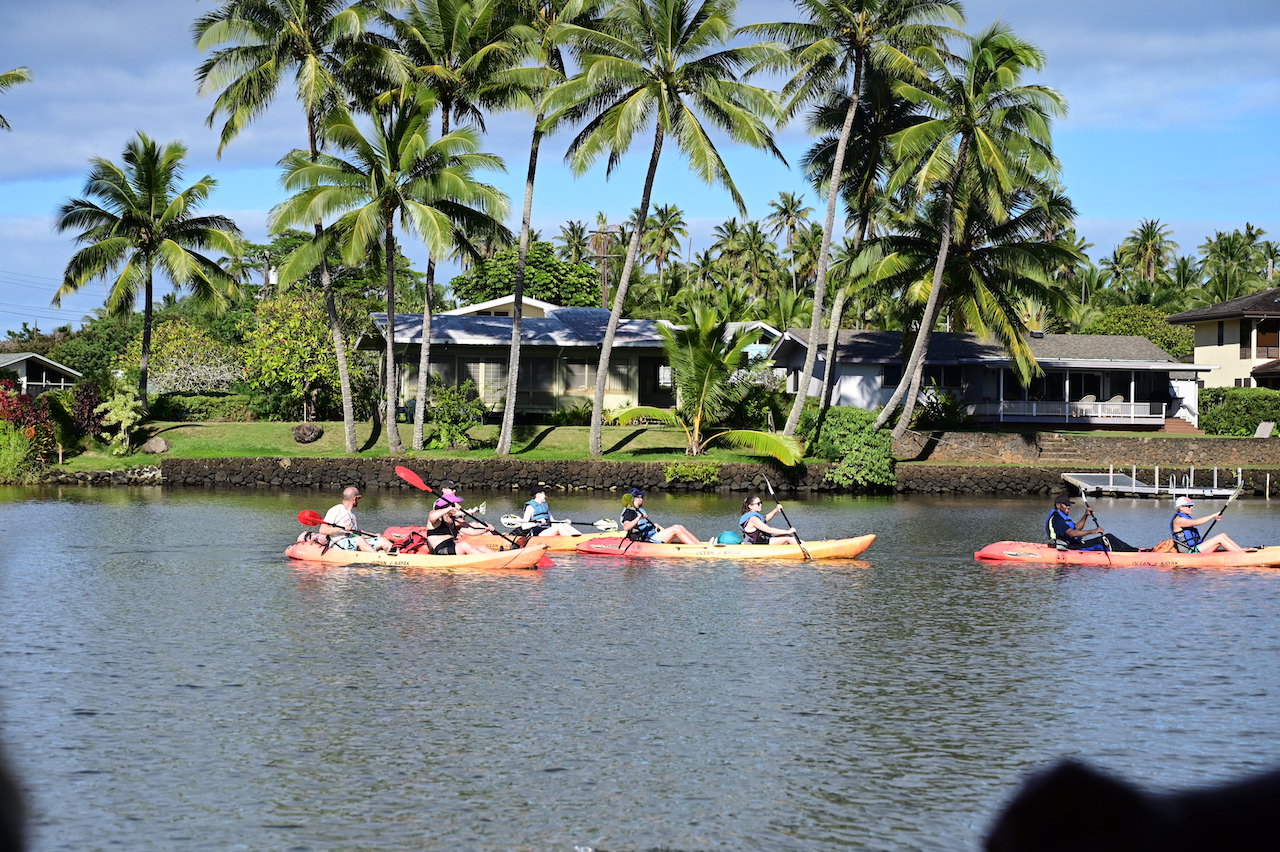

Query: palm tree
left=270, top=95, right=508, bottom=455
left=614, top=304, right=803, bottom=462
left=556, top=219, right=590, bottom=262
left=765, top=190, right=812, bottom=293
left=194, top=0, right=404, bottom=452
left=743, top=0, right=964, bottom=436
left=872, top=24, right=1066, bottom=439
left=544, top=0, right=785, bottom=457
left=53, top=133, right=242, bottom=405
left=644, top=203, right=689, bottom=292
left=0, top=66, right=33, bottom=130
left=1195, top=229, right=1266, bottom=306
left=1117, top=219, right=1178, bottom=283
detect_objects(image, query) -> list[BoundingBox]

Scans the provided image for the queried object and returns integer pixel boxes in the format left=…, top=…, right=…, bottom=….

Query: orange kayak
left=575, top=534, right=876, bottom=560
left=381, top=525, right=614, bottom=552
left=285, top=539, right=550, bottom=570
left=974, top=541, right=1280, bottom=569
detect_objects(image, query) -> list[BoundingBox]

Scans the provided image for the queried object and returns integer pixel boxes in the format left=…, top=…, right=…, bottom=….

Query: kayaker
left=320, top=486, right=392, bottom=552
left=620, top=488, right=701, bottom=545
left=522, top=488, right=579, bottom=537
left=1045, top=495, right=1136, bottom=551
left=739, top=495, right=797, bottom=544
left=425, top=494, right=495, bottom=555
left=1170, top=496, right=1243, bottom=552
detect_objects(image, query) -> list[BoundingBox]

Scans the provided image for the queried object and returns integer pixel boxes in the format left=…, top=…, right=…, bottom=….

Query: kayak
left=285, top=539, right=550, bottom=570
left=382, top=526, right=615, bottom=552
left=574, top=534, right=876, bottom=560
left=974, top=541, right=1280, bottom=569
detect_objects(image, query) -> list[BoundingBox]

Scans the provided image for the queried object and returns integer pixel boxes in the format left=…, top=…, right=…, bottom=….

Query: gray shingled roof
left=775, top=329, right=1189, bottom=367
left=0, top=352, right=82, bottom=376
left=1167, top=287, right=1280, bottom=324
left=372, top=307, right=664, bottom=348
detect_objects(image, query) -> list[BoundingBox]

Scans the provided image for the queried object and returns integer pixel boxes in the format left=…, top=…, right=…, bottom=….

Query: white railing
left=966, top=400, right=1166, bottom=424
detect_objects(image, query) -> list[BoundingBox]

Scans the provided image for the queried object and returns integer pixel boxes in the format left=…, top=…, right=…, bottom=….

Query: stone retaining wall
left=895, top=431, right=1279, bottom=466
left=149, top=457, right=839, bottom=494
left=894, top=465, right=1063, bottom=495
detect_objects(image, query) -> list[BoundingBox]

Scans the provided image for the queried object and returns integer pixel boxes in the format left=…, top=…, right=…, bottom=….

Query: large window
left=1257, top=320, right=1279, bottom=359
left=1240, top=318, right=1254, bottom=358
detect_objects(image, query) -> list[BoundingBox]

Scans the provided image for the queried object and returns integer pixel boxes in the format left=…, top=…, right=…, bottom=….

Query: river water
left=2, top=484, right=1280, bottom=851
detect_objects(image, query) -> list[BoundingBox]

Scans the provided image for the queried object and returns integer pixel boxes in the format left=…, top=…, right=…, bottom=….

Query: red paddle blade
left=297, top=510, right=324, bottom=526
left=537, top=554, right=553, bottom=569
left=394, top=465, right=432, bottom=492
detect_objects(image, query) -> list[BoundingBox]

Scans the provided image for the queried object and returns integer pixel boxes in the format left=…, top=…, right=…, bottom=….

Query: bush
left=1082, top=305, right=1194, bottom=359
left=96, top=389, right=145, bottom=455
left=0, top=379, right=55, bottom=471
left=424, top=376, right=487, bottom=449
left=150, top=392, right=254, bottom=422
left=1199, top=387, right=1280, bottom=436
left=663, top=460, right=722, bottom=487
left=0, top=421, right=33, bottom=482
left=798, top=404, right=895, bottom=489
left=548, top=401, right=593, bottom=426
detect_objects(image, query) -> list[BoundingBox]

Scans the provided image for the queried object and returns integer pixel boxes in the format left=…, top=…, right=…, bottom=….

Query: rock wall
left=895, top=465, right=1063, bottom=494
left=896, top=431, right=1279, bottom=467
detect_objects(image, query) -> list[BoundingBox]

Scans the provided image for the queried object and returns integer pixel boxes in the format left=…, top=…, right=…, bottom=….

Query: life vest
left=739, top=511, right=771, bottom=544
left=623, top=507, right=658, bottom=541
left=1171, top=511, right=1202, bottom=551
left=1045, top=509, right=1074, bottom=549
left=525, top=499, right=552, bottom=528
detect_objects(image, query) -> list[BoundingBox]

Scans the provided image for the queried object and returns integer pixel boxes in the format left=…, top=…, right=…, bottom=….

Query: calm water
left=3, top=484, right=1280, bottom=851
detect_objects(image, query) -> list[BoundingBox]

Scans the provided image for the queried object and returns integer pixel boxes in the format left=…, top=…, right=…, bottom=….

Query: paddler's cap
left=1053, top=494, right=1073, bottom=506
left=434, top=494, right=463, bottom=507
left=626, top=487, right=645, bottom=497
left=1176, top=496, right=1195, bottom=508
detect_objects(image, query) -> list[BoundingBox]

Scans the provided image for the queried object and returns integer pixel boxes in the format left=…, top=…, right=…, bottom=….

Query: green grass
left=55, top=420, right=797, bottom=471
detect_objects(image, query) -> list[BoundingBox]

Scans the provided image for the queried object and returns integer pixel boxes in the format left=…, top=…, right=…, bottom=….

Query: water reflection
left=2, top=486, right=1280, bottom=850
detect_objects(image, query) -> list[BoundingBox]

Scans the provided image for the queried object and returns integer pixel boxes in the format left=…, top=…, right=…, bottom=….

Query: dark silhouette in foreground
left=986, top=759, right=1279, bottom=851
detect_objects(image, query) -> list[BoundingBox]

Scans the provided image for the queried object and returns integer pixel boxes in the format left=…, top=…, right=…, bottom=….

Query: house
left=1167, top=286, right=1280, bottom=389
left=0, top=352, right=82, bottom=397
left=370, top=306, right=675, bottom=414
left=770, top=329, right=1214, bottom=428
left=440, top=294, right=562, bottom=318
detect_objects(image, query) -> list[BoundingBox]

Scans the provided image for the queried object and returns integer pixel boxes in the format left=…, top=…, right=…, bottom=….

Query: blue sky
left=1, top=0, right=1278, bottom=336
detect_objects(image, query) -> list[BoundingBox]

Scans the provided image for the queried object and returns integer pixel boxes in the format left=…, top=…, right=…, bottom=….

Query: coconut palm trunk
left=384, top=225, right=405, bottom=454
left=873, top=135, right=969, bottom=439
left=411, top=257, right=436, bottom=450
left=589, top=124, right=664, bottom=457
left=307, top=118, right=359, bottom=453
left=782, top=58, right=863, bottom=435
left=497, top=117, right=544, bottom=456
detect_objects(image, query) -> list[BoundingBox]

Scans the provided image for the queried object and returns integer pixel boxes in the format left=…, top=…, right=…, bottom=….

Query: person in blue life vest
left=1170, top=496, right=1243, bottom=552
left=521, top=487, right=579, bottom=537
left=620, top=488, right=701, bottom=544
left=739, top=495, right=798, bottom=544
left=1045, top=494, right=1136, bottom=551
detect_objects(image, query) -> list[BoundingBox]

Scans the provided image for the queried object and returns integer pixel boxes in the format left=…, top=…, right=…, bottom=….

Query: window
left=658, top=365, right=673, bottom=388
left=1217, top=321, right=1224, bottom=347
left=565, top=360, right=594, bottom=391
left=881, top=364, right=903, bottom=387
left=922, top=364, right=961, bottom=388
left=1257, top=320, right=1279, bottom=359
left=1240, top=318, right=1253, bottom=358
left=1234, top=378, right=1253, bottom=388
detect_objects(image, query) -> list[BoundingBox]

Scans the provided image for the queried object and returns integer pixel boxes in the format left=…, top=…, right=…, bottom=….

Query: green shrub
left=548, top=401, right=593, bottom=426
left=424, top=376, right=487, bottom=449
left=0, top=421, right=32, bottom=482
left=798, top=404, right=895, bottom=489
left=1199, top=387, right=1280, bottom=436
left=150, top=392, right=254, bottom=422
left=663, top=460, right=722, bottom=486
left=96, top=389, right=145, bottom=455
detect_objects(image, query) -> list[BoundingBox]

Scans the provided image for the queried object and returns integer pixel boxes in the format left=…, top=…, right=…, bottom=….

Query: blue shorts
left=332, top=535, right=361, bottom=551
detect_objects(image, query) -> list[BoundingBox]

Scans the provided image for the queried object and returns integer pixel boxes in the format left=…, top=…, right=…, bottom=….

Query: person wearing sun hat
left=619, top=487, right=700, bottom=545
left=1045, top=493, right=1138, bottom=552
left=424, top=491, right=495, bottom=556
left=1170, top=495, right=1243, bottom=552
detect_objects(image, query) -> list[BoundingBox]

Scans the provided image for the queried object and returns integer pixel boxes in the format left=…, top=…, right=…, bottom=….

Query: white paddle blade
left=465, top=503, right=485, bottom=516
left=500, top=514, right=524, bottom=528
left=593, top=518, right=619, bottom=531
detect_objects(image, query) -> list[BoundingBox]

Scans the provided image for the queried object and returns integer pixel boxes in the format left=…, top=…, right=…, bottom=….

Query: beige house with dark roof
left=0, top=352, right=81, bottom=396
left=1167, top=286, right=1280, bottom=389
left=770, top=330, right=1214, bottom=429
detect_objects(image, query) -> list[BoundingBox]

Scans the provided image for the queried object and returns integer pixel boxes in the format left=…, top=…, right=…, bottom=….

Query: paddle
left=296, top=509, right=379, bottom=538
left=500, top=514, right=618, bottom=532
left=1200, top=483, right=1244, bottom=541
left=393, top=465, right=522, bottom=548
left=1078, top=492, right=1112, bottom=565
left=763, top=476, right=811, bottom=561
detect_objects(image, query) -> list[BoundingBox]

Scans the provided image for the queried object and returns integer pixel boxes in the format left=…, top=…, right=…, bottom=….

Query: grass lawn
left=56, top=421, right=797, bottom=471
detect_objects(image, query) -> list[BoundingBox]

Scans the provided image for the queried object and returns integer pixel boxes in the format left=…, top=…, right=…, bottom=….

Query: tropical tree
left=53, top=133, right=242, bottom=405
left=1195, top=228, right=1267, bottom=306
left=194, top=0, right=404, bottom=451
left=544, top=0, right=784, bottom=457
left=0, top=66, right=33, bottom=131
left=743, top=0, right=964, bottom=436
left=270, top=95, right=508, bottom=454
left=644, top=203, right=689, bottom=291
left=556, top=219, right=590, bottom=262
left=1117, top=218, right=1178, bottom=283
left=872, top=24, right=1066, bottom=439
left=614, top=305, right=803, bottom=462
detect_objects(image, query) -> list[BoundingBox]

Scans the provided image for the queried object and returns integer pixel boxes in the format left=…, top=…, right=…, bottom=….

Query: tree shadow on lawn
left=605, top=429, right=663, bottom=455
left=360, top=414, right=382, bottom=453
left=513, top=427, right=554, bottom=454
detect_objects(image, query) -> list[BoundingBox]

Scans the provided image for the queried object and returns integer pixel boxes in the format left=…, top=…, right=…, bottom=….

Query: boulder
left=140, top=436, right=170, bottom=454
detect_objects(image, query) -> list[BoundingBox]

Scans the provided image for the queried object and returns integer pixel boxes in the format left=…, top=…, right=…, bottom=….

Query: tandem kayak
left=381, top=526, right=615, bottom=552
left=974, top=541, right=1280, bottom=569
left=285, top=539, right=551, bottom=570
left=574, top=534, right=876, bottom=560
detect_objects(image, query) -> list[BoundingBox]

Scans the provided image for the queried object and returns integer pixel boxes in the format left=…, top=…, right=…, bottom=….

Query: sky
left=1, top=0, right=1278, bottom=337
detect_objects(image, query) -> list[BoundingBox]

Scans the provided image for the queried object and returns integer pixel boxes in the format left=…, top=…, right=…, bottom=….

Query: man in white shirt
left=320, top=486, right=391, bottom=551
